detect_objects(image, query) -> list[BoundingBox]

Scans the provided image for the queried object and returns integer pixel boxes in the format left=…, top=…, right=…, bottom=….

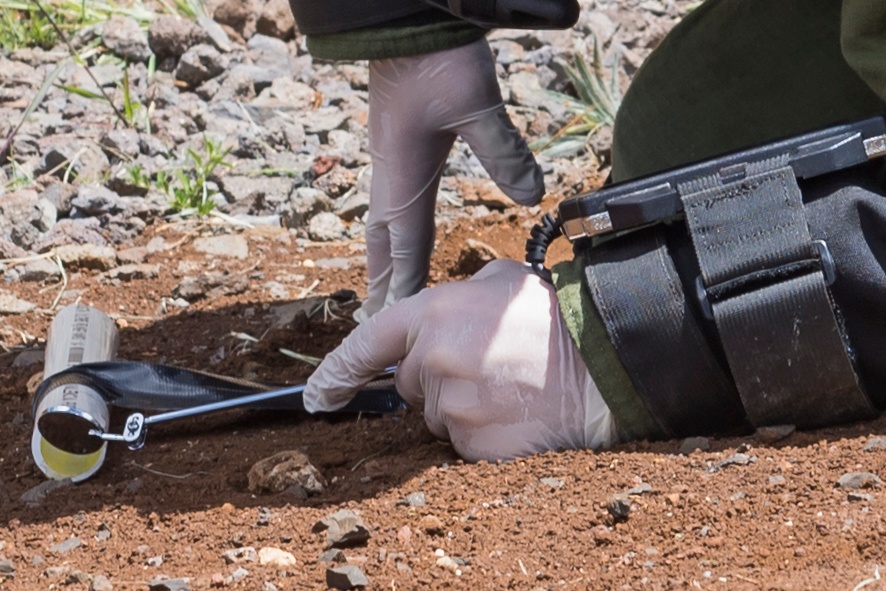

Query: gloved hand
left=356, top=37, right=546, bottom=322
left=305, top=260, right=617, bottom=462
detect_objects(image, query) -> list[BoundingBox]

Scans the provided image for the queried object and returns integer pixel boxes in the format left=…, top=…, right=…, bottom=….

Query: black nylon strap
left=679, top=157, right=876, bottom=428
left=33, top=361, right=404, bottom=416
left=584, top=228, right=748, bottom=438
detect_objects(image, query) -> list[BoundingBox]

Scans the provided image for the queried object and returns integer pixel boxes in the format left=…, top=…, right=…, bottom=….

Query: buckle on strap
left=679, top=158, right=874, bottom=428
left=695, top=239, right=836, bottom=322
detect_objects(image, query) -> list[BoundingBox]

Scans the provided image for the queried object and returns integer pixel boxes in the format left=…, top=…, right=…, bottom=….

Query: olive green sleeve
left=306, top=21, right=487, bottom=61
left=552, top=258, right=666, bottom=441
left=610, top=0, right=886, bottom=183
left=841, top=0, right=886, bottom=102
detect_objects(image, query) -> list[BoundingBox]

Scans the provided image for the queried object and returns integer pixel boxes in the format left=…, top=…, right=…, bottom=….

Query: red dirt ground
left=1, top=177, right=886, bottom=590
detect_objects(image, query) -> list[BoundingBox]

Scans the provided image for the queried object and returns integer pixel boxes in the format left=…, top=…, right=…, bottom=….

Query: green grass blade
left=1, top=59, right=67, bottom=163
left=56, top=83, right=107, bottom=101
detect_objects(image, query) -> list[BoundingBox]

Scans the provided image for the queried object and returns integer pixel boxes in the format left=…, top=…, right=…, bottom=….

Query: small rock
left=590, top=524, right=613, bottom=545
left=101, top=263, right=161, bottom=282
left=0, top=290, right=36, bottom=314
left=451, top=238, right=500, bottom=276
left=0, top=239, right=28, bottom=261
left=626, top=483, right=653, bottom=496
left=227, top=566, right=249, bottom=583
left=102, top=15, right=153, bottom=62
left=212, top=0, right=258, bottom=39
left=41, top=182, right=77, bottom=217
left=147, top=14, right=198, bottom=61
left=0, top=558, right=14, bottom=575
left=326, top=565, right=369, bottom=590
left=34, top=196, right=57, bottom=232
left=116, top=246, right=149, bottom=265
left=195, top=16, right=232, bottom=52
left=540, top=477, right=564, bottom=489
left=193, top=234, right=249, bottom=259
left=318, top=548, right=346, bottom=564
left=221, top=547, right=257, bottom=564
left=49, top=537, right=81, bottom=554
left=848, top=492, right=874, bottom=502
left=12, top=349, right=43, bottom=368
left=99, top=129, right=139, bottom=161
left=312, top=164, right=356, bottom=198
left=32, top=219, right=109, bottom=252
left=334, top=191, right=370, bottom=222
left=54, top=244, right=117, bottom=271
left=402, top=492, right=426, bottom=507
left=283, top=187, right=334, bottom=228
left=172, top=270, right=248, bottom=301
left=16, top=258, right=62, bottom=282
left=436, top=555, right=459, bottom=572
left=308, top=211, right=346, bottom=242
left=837, top=472, right=882, bottom=490
left=247, top=450, right=327, bottom=494
left=148, top=578, right=191, bottom=591
left=256, top=0, right=295, bottom=40
left=37, top=141, right=110, bottom=183
left=313, top=257, right=356, bottom=270
left=606, top=494, right=631, bottom=521
left=66, top=570, right=91, bottom=585
left=417, top=515, right=445, bottom=536
left=44, top=565, right=71, bottom=579
left=863, top=437, right=886, bottom=452
left=313, top=509, right=371, bottom=549
left=258, top=547, right=296, bottom=568
left=256, top=507, right=273, bottom=527
left=125, top=478, right=144, bottom=493
left=91, top=574, right=113, bottom=591
left=175, top=44, right=226, bottom=87
left=708, top=453, right=756, bottom=473
left=678, top=436, right=711, bottom=455
left=755, top=424, right=796, bottom=443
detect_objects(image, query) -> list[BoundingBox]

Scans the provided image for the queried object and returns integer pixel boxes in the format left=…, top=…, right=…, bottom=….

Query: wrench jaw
left=86, top=412, right=148, bottom=450
left=123, top=413, right=147, bottom=450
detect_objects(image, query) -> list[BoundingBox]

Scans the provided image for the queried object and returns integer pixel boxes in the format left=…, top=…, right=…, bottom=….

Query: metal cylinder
left=31, top=304, right=118, bottom=482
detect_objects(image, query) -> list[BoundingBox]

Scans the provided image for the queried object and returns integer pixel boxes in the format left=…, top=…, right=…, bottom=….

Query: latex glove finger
left=303, top=296, right=419, bottom=413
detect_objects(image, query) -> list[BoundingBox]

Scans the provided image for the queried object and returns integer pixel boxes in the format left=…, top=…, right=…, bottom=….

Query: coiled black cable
left=525, top=212, right=562, bottom=283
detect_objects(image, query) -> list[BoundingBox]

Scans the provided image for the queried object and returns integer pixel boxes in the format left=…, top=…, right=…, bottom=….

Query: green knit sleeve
left=841, top=0, right=886, bottom=102
left=552, top=258, right=666, bottom=442
left=306, top=21, right=487, bottom=61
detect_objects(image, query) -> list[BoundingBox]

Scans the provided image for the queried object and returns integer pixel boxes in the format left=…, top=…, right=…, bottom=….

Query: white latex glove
left=305, top=260, right=617, bottom=462
left=356, top=37, right=546, bottom=322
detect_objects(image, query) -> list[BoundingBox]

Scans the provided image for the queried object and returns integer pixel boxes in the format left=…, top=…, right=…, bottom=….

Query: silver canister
left=31, top=304, right=119, bottom=481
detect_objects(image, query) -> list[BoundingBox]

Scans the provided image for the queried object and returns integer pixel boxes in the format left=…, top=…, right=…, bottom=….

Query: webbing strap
left=678, top=157, right=876, bottom=428
left=584, top=229, right=747, bottom=438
